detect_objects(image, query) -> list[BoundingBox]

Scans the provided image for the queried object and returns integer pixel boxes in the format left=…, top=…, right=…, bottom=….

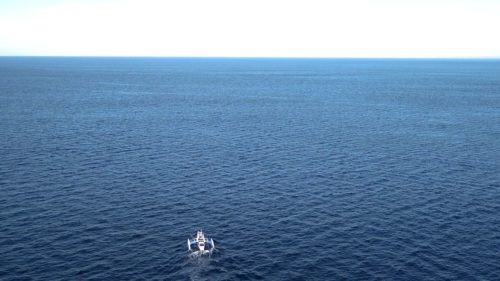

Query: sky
left=0, top=0, right=499, bottom=58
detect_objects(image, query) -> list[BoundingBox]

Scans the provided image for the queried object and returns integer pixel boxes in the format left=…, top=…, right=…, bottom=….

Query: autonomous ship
left=187, top=230, right=215, bottom=255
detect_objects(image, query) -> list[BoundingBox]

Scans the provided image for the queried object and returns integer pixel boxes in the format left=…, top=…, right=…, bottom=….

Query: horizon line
left=1, top=55, right=500, bottom=60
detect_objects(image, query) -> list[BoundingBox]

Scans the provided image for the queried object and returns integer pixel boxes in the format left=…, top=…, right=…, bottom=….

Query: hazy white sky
left=0, top=0, right=499, bottom=57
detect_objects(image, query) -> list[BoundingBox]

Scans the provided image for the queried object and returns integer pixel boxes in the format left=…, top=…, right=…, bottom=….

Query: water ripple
left=1, top=58, right=500, bottom=280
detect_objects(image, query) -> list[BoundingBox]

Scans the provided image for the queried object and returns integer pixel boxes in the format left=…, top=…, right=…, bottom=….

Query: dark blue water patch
left=1, top=57, right=500, bottom=280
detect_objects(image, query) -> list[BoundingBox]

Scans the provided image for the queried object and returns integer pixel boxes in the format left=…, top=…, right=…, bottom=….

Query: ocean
left=1, top=57, right=499, bottom=280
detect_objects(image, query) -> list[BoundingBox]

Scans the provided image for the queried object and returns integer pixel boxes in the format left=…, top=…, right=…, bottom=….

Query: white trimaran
left=187, top=230, right=215, bottom=255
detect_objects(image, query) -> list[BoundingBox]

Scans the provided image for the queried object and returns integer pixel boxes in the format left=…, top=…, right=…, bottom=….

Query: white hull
left=188, top=230, right=215, bottom=255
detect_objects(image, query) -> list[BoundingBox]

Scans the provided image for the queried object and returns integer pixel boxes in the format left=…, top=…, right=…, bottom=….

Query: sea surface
left=1, top=57, right=499, bottom=280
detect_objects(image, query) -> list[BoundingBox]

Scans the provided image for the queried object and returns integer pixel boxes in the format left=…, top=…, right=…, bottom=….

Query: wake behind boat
left=187, top=230, right=215, bottom=255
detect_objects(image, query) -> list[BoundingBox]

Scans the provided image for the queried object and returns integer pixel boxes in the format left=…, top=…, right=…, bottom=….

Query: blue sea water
left=0, top=57, right=499, bottom=280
